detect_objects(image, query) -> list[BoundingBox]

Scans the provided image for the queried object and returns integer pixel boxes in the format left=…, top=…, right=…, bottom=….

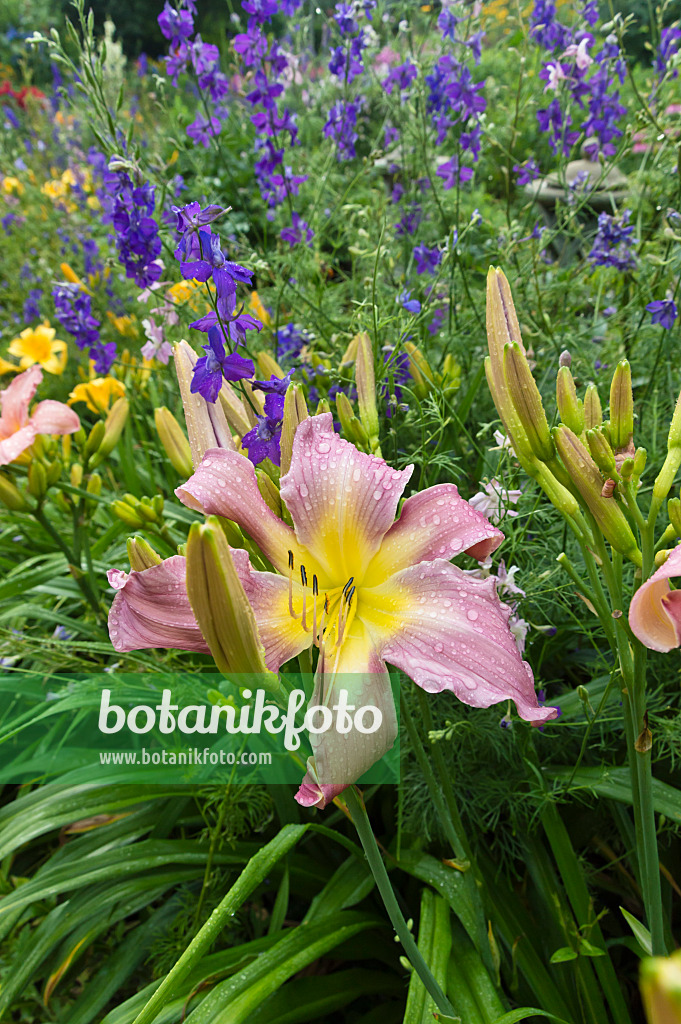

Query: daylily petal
left=364, top=482, right=503, bottom=584
left=0, top=424, right=36, bottom=465
left=294, top=621, right=398, bottom=808
left=108, top=556, right=211, bottom=654
left=361, top=560, right=556, bottom=725
left=30, top=400, right=80, bottom=436
left=0, top=365, right=41, bottom=434
left=629, top=546, right=681, bottom=652
left=176, top=448, right=299, bottom=574
left=280, top=413, right=413, bottom=587
left=239, top=563, right=311, bottom=671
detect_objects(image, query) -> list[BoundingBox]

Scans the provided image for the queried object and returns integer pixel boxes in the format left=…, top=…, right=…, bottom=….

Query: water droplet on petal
left=467, top=609, right=479, bottom=621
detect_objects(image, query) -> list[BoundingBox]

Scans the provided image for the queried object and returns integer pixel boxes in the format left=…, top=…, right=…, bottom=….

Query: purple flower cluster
left=322, top=2, right=375, bottom=162
left=158, top=0, right=230, bottom=146
left=234, top=2, right=312, bottom=244
left=381, top=345, right=411, bottom=417
left=110, top=176, right=163, bottom=289
left=533, top=3, right=627, bottom=159
left=52, top=282, right=115, bottom=372
left=172, top=201, right=264, bottom=406
left=275, top=322, right=312, bottom=365
left=588, top=209, right=637, bottom=271
left=655, top=27, right=681, bottom=79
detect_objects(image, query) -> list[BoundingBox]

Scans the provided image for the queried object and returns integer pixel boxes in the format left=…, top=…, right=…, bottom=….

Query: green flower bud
left=83, top=421, right=106, bottom=459
left=586, top=428, right=617, bottom=476
left=556, top=365, right=584, bottom=435
left=503, top=342, right=555, bottom=463
left=609, top=360, right=634, bottom=451
left=355, top=331, right=380, bottom=453
left=584, top=383, right=603, bottom=430
left=280, top=383, right=308, bottom=476
left=336, top=392, right=369, bottom=448
left=668, top=497, right=681, bottom=536
left=111, top=500, right=145, bottom=529
left=154, top=406, right=193, bottom=479
left=256, top=469, right=282, bottom=517
left=27, top=461, right=48, bottom=502
left=0, top=473, right=30, bottom=512
left=553, top=425, right=641, bottom=564
left=185, top=517, right=280, bottom=688
left=640, top=949, right=681, bottom=1024
left=127, top=536, right=162, bottom=571
left=91, top=397, right=129, bottom=466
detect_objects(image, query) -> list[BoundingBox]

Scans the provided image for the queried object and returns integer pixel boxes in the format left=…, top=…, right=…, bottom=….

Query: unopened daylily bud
left=280, top=383, right=308, bottom=475
left=0, top=473, right=29, bottom=511
left=45, top=459, right=62, bottom=486
left=218, top=383, right=251, bottom=438
left=91, top=397, right=129, bottom=466
left=652, top=390, right=681, bottom=508
left=355, top=332, right=380, bottom=451
left=441, top=354, right=462, bottom=395
left=316, top=398, right=331, bottom=415
left=218, top=518, right=246, bottom=549
left=404, top=341, right=436, bottom=400
left=111, top=499, right=145, bottom=529
left=86, top=472, right=101, bottom=500
left=61, top=434, right=72, bottom=465
left=154, top=407, right=193, bottom=478
left=174, top=341, right=237, bottom=465
left=532, top=460, right=580, bottom=517
left=559, top=350, right=572, bottom=368
left=557, top=365, right=584, bottom=435
left=640, top=949, right=681, bottom=1024
left=668, top=497, right=681, bottom=536
left=256, top=469, right=282, bottom=517
left=586, top=428, right=617, bottom=476
left=633, top=447, right=647, bottom=480
left=553, top=425, right=641, bottom=563
left=70, top=464, right=83, bottom=489
left=185, top=517, right=279, bottom=687
left=127, top=536, right=162, bottom=571
left=339, top=333, right=360, bottom=369
left=83, top=421, right=106, bottom=459
left=484, top=357, right=535, bottom=467
left=584, top=384, right=603, bottom=430
left=256, top=351, right=286, bottom=379
left=620, top=457, right=635, bottom=480
left=503, top=342, right=554, bottom=463
left=609, top=360, right=634, bottom=451
left=336, top=391, right=369, bottom=448
left=28, top=460, right=48, bottom=502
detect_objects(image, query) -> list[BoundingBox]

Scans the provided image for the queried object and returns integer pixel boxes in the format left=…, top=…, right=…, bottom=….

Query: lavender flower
left=646, top=298, right=678, bottom=330
left=588, top=210, right=637, bottom=271
left=191, top=326, right=255, bottom=403
left=280, top=212, right=314, bottom=247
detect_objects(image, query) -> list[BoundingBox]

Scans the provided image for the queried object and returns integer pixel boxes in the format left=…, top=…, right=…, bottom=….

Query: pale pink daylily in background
left=629, top=546, right=681, bottom=652
left=0, top=365, right=80, bottom=465
left=108, top=414, right=557, bottom=808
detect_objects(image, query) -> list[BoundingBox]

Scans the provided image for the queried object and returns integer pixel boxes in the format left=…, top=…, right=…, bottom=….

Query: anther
left=300, top=563, right=310, bottom=632
left=342, top=576, right=354, bottom=597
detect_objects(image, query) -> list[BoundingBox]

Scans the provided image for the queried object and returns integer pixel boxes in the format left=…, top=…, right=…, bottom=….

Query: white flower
left=562, top=38, right=593, bottom=71
left=469, top=479, right=522, bottom=524
left=496, top=560, right=526, bottom=599
left=544, top=62, right=566, bottom=91
left=509, top=614, right=529, bottom=654
left=492, top=429, right=516, bottom=456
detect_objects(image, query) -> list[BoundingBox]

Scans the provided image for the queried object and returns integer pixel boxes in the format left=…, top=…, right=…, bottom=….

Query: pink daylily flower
left=108, top=414, right=557, bottom=807
left=629, top=546, right=681, bottom=652
left=0, top=365, right=80, bottom=465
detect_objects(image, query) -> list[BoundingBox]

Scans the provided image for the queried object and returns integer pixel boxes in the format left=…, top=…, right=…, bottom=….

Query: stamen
left=342, top=576, right=355, bottom=597
left=316, top=594, right=329, bottom=651
left=312, top=575, right=318, bottom=639
left=287, top=550, right=297, bottom=619
left=300, top=563, right=310, bottom=632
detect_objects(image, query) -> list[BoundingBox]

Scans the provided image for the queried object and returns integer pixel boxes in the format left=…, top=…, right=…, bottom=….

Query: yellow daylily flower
left=8, top=322, right=68, bottom=375
left=2, top=176, right=24, bottom=196
left=106, top=312, right=139, bottom=338
left=249, top=291, right=272, bottom=328
left=69, top=377, right=126, bottom=414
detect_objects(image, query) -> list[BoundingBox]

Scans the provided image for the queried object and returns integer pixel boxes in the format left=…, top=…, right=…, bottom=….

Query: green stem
left=33, top=507, right=102, bottom=618
left=344, top=786, right=456, bottom=1017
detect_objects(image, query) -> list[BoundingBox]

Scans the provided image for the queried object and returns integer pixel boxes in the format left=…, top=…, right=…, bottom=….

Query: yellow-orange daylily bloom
left=8, top=322, right=68, bottom=375
left=249, top=291, right=272, bottom=328
left=69, top=377, right=126, bottom=414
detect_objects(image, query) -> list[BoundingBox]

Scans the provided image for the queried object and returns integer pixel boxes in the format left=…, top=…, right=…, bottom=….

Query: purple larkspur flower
left=514, top=159, right=541, bottom=186
left=588, top=209, right=637, bottom=271
left=399, top=290, right=421, bottom=314
left=436, top=155, right=474, bottom=190
left=646, top=298, right=678, bottom=329
left=413, top=244, right=442, bottom=275
left=280, top=211, right=314, bottom=247
left=191, top=326, right=255, bottom=403
left=242, top=391, right=286, bottom=465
